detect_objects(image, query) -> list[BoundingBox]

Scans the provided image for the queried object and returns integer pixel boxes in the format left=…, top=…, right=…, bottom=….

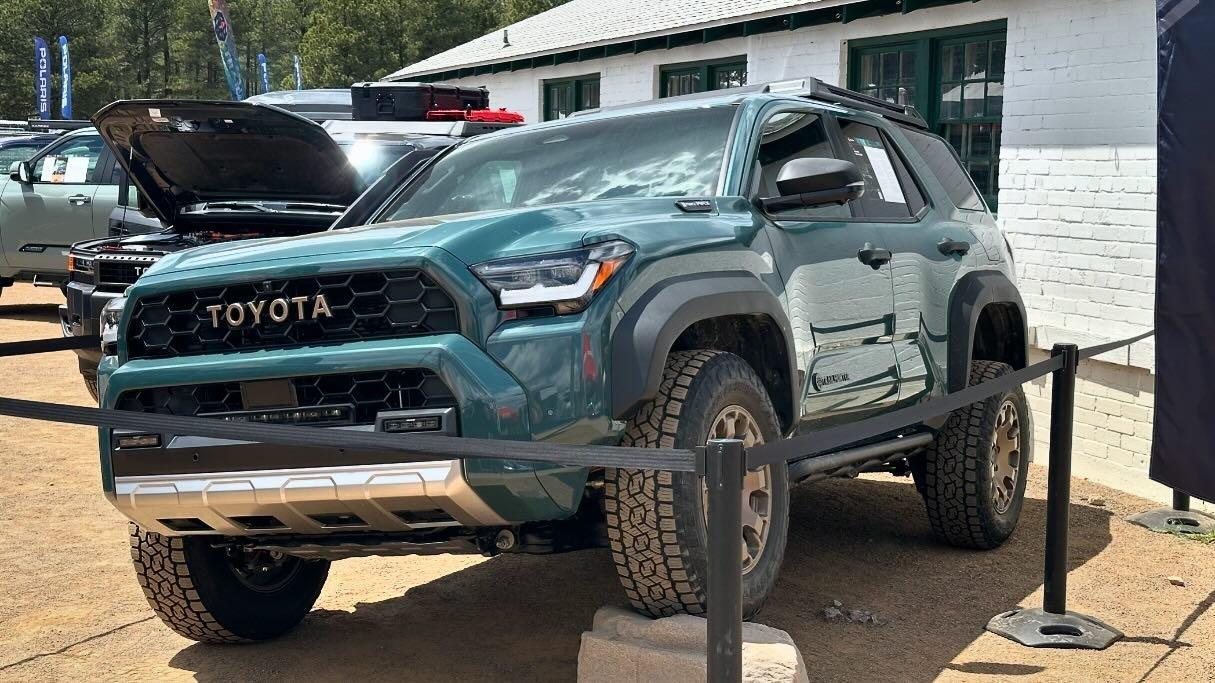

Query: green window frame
left=543, top=75, right=601, bottom=121
left=848, top=21, right=1007, bottom=210
left=659, top=56, right=747, bottom=98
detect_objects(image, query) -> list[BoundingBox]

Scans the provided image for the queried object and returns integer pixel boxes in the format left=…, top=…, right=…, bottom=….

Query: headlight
left=471, top=241, right=634, bottom=314
left=68, top=254, right=93, bottom=275
left=100, top=296, right=127, bottom=354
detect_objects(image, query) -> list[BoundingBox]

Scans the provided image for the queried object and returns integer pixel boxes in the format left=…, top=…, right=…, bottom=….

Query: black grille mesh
left=126, top=270, right=458, bottom=359
left=115, top=369, right=455, bottom=425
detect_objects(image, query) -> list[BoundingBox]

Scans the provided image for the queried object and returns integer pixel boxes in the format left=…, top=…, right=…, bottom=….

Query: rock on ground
left=578, top=606, right=808, bottom=683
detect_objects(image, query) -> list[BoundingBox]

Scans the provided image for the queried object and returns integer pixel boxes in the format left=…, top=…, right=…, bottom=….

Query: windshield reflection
left=381, top=106, right=736, bottom=220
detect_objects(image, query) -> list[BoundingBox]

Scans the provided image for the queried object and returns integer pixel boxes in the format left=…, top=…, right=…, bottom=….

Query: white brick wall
left=432, top=0, right=1172, bottom=501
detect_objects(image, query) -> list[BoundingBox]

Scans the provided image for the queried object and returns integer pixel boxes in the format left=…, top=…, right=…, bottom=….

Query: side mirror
left=9, top=160, right=33, bottom=183
left=761, top=158, right=865, bottom=212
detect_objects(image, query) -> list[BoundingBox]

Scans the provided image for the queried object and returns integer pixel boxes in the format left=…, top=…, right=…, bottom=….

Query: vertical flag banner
left=207, top=0, right=245, bottom=100
left=257, top=53, right=270, bottom=94
left=58, top=36, right=72, bottom=120
left=33, top=36, right=51, bottom=120
left=293, top=54, right=303, bottom=90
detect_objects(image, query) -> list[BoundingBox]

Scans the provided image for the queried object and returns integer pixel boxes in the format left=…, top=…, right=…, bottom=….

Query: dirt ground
left=0, top=283, right=1212, bottom=682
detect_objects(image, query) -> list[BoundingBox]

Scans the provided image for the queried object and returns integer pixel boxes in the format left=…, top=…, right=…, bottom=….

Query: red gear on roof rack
left=426, top=108, right=525, bottom=124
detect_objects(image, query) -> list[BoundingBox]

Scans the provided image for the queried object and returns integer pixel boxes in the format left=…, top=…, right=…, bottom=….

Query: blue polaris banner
left=1154, top=0, right=1215, bottom=502
left=58, top=36, right=72, bottom=120
left=257, top=53, right=270, bottom=94
left=33, top=36, right=51, bottom=119
left=293, top=54, right=303, bottom=90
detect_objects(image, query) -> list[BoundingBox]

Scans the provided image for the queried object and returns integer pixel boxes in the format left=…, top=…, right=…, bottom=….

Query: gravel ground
left=0, top=283, right=1212, bottom=682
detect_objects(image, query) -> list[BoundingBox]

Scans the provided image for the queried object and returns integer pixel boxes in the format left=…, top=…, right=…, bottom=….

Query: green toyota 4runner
left=98, top=79, right=1030, bottom=643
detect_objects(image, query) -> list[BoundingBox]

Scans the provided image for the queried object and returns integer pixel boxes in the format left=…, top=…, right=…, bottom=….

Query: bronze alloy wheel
left=702, top=405, right=774, bottom=575
left=990, top=398, right=1022, bottom=515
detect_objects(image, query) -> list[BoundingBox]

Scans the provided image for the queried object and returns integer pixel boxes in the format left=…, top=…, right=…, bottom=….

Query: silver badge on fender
left=205, top=294, right=333, bottom=329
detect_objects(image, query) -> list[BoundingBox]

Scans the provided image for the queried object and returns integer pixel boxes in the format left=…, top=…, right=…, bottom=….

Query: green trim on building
left=659, top=56, right=748, bottom=98
left=403, top=0, right=985, bottom=84
left=848, top=20, right=1007, bottom=209
left=543, top=74, right=601, bottom=120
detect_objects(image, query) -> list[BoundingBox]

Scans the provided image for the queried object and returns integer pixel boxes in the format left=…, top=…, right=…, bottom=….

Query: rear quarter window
left=900, top=127, right=986, bottom=212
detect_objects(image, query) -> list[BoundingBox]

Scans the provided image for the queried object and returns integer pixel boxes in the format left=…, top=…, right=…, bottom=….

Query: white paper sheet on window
left=63, top=156, right=90, bottom=183
left=861, top=144, right=905, bottom=205
left=39, top=155, right=59, bottom=182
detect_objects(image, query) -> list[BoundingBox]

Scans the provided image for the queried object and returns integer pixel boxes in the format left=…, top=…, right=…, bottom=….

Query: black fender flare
left=610, top=272, right=799, bottom=422
left=947, top=269, right=1028, bottom=392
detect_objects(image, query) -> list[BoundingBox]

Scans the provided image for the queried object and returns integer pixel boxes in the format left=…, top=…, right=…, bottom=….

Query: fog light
left=115, top=433, right=161, bottom=449
left=381, top=415, right=442, bottom=433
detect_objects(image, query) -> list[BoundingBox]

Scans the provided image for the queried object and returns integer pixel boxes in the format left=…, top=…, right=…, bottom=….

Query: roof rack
left=568, top=77, right=928, bottom=129
left=25, top=119, right=93, bottom=132
left=765, top=78, right=928, bottom=130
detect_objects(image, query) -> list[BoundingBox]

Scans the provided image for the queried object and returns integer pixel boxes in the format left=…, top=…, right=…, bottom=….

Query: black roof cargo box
left=351, top=82, right=489, bottom=121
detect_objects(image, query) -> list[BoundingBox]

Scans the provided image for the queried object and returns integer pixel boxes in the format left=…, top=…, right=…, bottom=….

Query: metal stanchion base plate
left=1127, top=508, right=1215, bottom=534
left=986, top=608, right=1123, bottom=650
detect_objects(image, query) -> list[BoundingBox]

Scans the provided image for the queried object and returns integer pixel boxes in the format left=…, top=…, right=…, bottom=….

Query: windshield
left=379, top=106, right=736, bottom=221
left=339, top=140, right=420, bottom=186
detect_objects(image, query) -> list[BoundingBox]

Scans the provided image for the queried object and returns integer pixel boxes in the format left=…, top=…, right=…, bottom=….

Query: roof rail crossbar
left=24, top=119, right=93, bottom=131
left=767, top=78, right=928, bottom=130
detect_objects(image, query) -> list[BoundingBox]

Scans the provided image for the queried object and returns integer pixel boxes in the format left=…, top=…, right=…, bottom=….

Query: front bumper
left=62, top=280, right=123, bottom=370
left=101, top=334, right=591, bottom=534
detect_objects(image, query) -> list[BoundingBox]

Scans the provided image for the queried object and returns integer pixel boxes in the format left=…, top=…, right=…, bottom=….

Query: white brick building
left=390, top=0, right=1167, bottom=501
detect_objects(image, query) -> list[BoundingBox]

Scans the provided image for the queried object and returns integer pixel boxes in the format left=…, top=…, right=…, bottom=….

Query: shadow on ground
left=0, top=301, right=60, bottom=324
left=168, top=476, right=1114, bottom=682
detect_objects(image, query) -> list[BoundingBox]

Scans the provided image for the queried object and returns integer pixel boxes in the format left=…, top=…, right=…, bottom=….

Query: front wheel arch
left=610, top=272, right=798, bottom=430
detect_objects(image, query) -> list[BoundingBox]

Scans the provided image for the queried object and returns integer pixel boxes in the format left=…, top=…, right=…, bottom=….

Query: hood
left=147, top=197, right=701, bottom=275
left=74, top=231, right=182, bottom=254
left=92, top=99, right=363, bottom=226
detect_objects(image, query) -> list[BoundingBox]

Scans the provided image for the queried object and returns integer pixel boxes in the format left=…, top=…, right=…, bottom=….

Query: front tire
left=606, top=350, right=789, bottom=619
left=130, top=524, right=330, bottom=643
left=917, top=360, right=1032, bottom=549
left=83, top=374, right=98, bottom=402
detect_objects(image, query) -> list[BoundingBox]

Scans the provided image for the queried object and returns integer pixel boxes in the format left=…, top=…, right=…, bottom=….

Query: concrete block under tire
left=578, top=606, right=808, bottom=682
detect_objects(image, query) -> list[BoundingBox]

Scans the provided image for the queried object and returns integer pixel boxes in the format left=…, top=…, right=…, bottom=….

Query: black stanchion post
left=987, top=344, right=1122, bottom=649
left=1127, top=485, right=1215, bottom=533
left=1042, top=343, right=1078, bottom=615
left=1173, top=490, right=1190, bottom=512
left=704, top=438, right=744, bottom=683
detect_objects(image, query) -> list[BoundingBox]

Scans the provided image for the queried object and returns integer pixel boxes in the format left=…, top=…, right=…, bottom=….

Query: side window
left=836, top=119, right=915, bottom=219
left=753, top=111, right=850, bottom=220
left=899, top=127, right=986, bottom=211
left=0, top=144, right=39, bottom=170
left=32, top=136, right=106, bottom=184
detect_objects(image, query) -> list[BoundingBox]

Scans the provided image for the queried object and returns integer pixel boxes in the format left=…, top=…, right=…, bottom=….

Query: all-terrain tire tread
left=922, top=360, right=1013, bottom=549
left=605, top=350, right=723, bottom=618
left=129, top=524, right=248, bottom=644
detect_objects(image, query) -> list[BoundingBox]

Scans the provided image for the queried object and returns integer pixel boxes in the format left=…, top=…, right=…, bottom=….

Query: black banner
left=1153, top=0, right=1215, bottom=501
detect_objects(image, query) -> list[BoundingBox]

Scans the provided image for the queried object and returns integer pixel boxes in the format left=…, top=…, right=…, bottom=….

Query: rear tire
left=130, top=524, right=330, bottom=643
left=916, top=360, right=1031, bottom=549
left=606, top=350, right=789, bottom=619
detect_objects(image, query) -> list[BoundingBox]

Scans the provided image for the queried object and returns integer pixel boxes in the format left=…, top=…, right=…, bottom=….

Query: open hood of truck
left=92, top=99, right=363, bottom=227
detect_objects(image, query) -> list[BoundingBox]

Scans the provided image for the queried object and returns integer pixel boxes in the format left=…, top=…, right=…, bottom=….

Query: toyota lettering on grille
left=205, top=294, right=333, bottom=329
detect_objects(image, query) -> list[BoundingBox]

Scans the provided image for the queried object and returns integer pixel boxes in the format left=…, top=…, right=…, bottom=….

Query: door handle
left=937, top=238, right=971, bottom=256
left=68, top=194, right=91, bottom=206
left=856, top=243, right=892, bottom=269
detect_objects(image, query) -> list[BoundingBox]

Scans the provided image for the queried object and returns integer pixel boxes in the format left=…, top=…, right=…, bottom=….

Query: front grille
left=115, top=368, right=455, bottom=425
left=97, top=257, right=159, bottom=287
left=126, top=270, right=459, bottom=360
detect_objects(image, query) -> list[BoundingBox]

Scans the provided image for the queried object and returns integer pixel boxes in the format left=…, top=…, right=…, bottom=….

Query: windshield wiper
left=280, top=202, right=346, bottom=211
left=204, top=201, right=277, bottom=213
